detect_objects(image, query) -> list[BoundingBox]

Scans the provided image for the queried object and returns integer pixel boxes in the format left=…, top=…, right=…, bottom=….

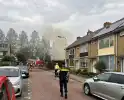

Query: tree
left=95, top=61, right=106, bottom=73
left=0, top=29, right=5, bottom=41
left=30, top=30, right=40, bottom=45
left=19, top=46, right=32, bottom=60
left=16, top=53, right=26, bottom=63
left=6, top=28, right=18, bottom=43
left=6, top=28, right=18, bottom=54
left=19, top=31, right=28, bottom=47
left=29, top=30, right=41, bottom=58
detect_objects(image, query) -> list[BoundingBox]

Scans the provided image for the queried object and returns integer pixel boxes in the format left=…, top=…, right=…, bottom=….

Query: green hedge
left=70, top=68, right=97, bottom=77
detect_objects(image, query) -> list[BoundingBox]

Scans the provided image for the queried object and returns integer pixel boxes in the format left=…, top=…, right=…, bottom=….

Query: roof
left=93, top=17, right=124, bottom=38
left=66, top=29, right=102, bottom=50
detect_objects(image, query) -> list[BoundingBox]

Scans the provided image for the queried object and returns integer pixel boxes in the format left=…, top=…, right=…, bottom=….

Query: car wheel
left=84, top=84, right=91, bottom=95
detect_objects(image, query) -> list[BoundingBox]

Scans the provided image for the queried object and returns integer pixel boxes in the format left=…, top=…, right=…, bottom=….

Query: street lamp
left=57, top=36, right=68, bottom=67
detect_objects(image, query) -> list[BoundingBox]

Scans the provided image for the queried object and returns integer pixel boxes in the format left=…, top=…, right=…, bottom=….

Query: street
left=29, top=69, right=100, bottom=100
left=16, top=69, right=101, bottom=100
left=17, top=78, right=32, bottom=100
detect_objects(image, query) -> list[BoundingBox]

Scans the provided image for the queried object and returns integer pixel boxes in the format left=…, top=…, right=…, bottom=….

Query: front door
left=91, top=59, right=96, bottom=73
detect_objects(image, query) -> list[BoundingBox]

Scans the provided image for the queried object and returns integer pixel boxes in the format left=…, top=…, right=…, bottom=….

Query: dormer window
left=120, top=31, right=124, bottom=36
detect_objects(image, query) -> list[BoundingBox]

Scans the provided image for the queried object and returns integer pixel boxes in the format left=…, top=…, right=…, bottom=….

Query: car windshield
left=0, top=68, right=19, bottom=77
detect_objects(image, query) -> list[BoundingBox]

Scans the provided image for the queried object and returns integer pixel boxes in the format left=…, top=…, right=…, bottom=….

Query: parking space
left=17, top=78, right=32, bottom=100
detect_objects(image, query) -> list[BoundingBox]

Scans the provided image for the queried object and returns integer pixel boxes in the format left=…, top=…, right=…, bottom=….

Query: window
left=80, top=44, right=88, bottom=53
left=110, top=36, right=114, bottom=46
left=70, top=59, right=74, bottom=66
left=69, top=49, right=74, bottom=55
left=97, top=73, right=111, bottom=81
left=108, top=74, right=124, bottom=84
left=80, top=58, right=88, bottom=68
left=0, top=84, right=8, bottom=100
left=0, top=44, right=2, bottom=47
left=99, top=55, right=115, bottom=71
left=99, top=36, right=114, bottom=49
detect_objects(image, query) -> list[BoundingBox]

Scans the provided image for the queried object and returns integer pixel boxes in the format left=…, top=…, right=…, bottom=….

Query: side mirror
left=93, top=76, right=100, bottom=81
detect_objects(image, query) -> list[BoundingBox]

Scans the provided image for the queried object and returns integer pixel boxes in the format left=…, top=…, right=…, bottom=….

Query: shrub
left=82, top=69, right=88, bottom=72
left=95, top=61, right=106, bottom=73
left=76, top=69, right=81, bottom=75
left=70, top=68, right=77, bottom=74
left=1, top=56, right=15, bottom=62
left=0, top=62, right=11, bottom=66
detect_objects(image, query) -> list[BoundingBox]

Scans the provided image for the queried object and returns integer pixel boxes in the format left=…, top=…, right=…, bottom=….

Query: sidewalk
left=42, top=68, right=86, bottom=83
left=70, top=74, right=86, bottom=83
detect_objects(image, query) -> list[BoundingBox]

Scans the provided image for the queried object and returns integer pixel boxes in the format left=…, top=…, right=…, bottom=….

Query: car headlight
left=14, top=81, right=20, bottom=86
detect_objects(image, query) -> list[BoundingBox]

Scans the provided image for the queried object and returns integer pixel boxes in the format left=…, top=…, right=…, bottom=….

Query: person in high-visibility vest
left=54, top=63, right=60, bottom=77
left=58, top=62, right=70, bottom=99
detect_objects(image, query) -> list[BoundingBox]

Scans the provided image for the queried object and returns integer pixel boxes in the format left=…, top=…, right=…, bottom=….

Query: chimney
left=77, top=36, right=81, bottom=40
left=87, top=29, right=93, bottom=35
left=104, top=22, right=112, bottom=28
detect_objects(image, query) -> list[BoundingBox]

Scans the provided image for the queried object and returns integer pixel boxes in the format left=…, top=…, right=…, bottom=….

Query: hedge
left=70, top=68, right=97, bottom=77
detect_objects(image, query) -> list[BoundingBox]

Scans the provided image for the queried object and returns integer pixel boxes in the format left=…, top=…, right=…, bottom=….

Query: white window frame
left=80, top=44, right=88, bottom=53
left=98, top=36, right=114, bottom=49
left=69, top=48, right=75, bottom=55
left=99, top=55, right=114, bottom=71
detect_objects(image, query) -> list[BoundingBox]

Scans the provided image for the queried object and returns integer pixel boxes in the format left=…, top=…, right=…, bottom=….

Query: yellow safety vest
left=59, top=67, right=69, bottom=71
left=55, top=65, right=59, bottom=69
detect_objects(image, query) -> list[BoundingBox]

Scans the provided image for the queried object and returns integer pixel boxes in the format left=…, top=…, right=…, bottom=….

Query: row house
left=66, top=17, right=124, bottom=73
left=89, top=18, right=124, bottom=72
left=66, top=30, right=96, bottom=69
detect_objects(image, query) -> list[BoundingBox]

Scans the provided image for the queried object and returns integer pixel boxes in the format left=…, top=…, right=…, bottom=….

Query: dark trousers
left=59, top=80, right=68, bottom=95
left=55, top=69, right=58, bottom=77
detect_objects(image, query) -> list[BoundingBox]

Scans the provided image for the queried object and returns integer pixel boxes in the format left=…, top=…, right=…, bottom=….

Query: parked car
left=0, top=66, right=23, bottom=97
left=20, top=66, right=29, bottom=78
left=0, top=76, right=16, bottom=100
left=83, top=72, right=124, bottom=100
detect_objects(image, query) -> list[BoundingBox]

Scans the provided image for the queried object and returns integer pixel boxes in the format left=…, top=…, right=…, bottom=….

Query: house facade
left=89, top=18, right=124, bottom=72
left=117, top=27, right=124, bottom=72
left=0, top=41, right=10, bottom=59
left=66, top=17, right=124, bottom=73
left=66, top=31, right=95, bottom=69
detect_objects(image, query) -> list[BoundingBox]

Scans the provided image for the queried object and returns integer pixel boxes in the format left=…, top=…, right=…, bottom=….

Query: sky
left=0, top=0, right=124, bottom=44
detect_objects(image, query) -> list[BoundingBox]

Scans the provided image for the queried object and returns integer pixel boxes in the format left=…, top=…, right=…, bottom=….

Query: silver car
left=0, top=66, right=23, bottom=97
left=83, top=72, right=124, bottom=100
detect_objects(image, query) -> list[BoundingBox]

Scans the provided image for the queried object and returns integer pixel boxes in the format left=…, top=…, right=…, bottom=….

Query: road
left=17, top=78, right=32, bottom=100
left=30, top=69, right=100, bottom=100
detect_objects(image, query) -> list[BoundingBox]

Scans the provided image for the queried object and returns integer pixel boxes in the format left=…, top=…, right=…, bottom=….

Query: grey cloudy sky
left=0, top=0, right=124, bottom=43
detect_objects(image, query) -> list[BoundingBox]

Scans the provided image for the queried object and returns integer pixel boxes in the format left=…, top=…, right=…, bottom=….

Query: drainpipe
left=115, top=33, right=118, bottom=71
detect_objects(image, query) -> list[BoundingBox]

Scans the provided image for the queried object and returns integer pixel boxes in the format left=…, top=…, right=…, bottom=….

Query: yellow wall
left=98, top=46, right=114, bottom=56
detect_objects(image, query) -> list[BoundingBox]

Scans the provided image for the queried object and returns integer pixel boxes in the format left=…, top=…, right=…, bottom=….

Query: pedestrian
left=54, top=63, right=59, bottom=78
left=58, top=62, right=70, bottom=99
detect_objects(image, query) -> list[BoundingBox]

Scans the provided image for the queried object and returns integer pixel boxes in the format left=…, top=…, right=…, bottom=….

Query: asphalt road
left=16, top=78, right=32, bottom=100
